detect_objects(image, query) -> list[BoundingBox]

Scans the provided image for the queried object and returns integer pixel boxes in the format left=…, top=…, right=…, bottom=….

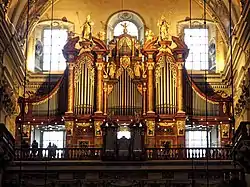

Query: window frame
left=41, top=27, right=68, bottom=72
left=177, top=19, right=217, bottom=72
left=33, top=20, right=74, bottom=73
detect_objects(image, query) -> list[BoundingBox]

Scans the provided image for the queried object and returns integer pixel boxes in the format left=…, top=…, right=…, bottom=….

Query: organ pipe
left=155, top=55, right=177, bottom=114
left=107, top=70, right=142, bottom=116
left=74, top=60, right=94, bottom=115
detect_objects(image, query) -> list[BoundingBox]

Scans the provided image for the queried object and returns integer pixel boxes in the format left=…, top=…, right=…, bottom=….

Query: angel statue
left=145, top=29, right=154, bottom=42
left=157, top=15, right=170, bottom=41
left=108, top=62, right=116, bottom=79
left=82, top=15, right=94, bottom=41
left=134, top=61, right=141, bottom=77
left=141, top=62, right=147, bottom=78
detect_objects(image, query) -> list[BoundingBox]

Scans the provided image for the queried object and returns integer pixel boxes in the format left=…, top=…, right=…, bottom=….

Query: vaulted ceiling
left=5, top=0, right=242, bottom=44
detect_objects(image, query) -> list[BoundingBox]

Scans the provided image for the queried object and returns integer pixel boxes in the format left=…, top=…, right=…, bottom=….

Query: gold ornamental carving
left=147, top=121, right=155, bottom=136
left=221, top=124, right=229, bottom=138
left=65, top=121, right=73, bottom=136
left=145, top=29, right=155, bottom=42
left=76, top=123, right=91, bottom=127
left=120, top=56, right=131, bottom=69
left=94, top=121, right=102, bottom=136
left=104, top=61, right=116, bottom=79
left=74, top=55, right=94, bottom=84
left=177, top=121, right=185, bottom=136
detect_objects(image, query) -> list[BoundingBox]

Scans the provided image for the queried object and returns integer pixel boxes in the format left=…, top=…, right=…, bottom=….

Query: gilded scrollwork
left=74, top=55, right=94, bottom=85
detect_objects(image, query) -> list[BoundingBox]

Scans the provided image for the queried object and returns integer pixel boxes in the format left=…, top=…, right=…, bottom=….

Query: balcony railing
left=14, top=147, right=231, bottom=161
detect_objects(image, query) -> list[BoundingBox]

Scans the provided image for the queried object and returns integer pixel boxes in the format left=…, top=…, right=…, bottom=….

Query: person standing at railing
left=52, top=143, right=57, bottom=158
left=31, top=140, right=38, bottom=157
left=47, top=142, right=52, bottom=158
left=164, top=141, right=170, bottom=159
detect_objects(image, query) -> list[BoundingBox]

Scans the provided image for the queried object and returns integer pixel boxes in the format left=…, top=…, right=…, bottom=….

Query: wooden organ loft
left=16, top=26, right=233, bottom=149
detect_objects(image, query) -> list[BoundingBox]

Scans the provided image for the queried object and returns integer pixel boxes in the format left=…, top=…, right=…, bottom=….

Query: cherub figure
left=145, top=29, right=154, bottom=42
left=157, top=15, right=170, bottom=41
left=82, top=15, right=94, bottom=40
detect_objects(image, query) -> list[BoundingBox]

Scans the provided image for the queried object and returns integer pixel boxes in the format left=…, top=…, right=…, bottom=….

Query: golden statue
left=121, top=22, right=128, bottom=34
left=157, top=15, right=170, bottom=41
left=145, top=29, right=154, bottom=42
left=134, top=61, right=141, bottom=77
left=108, top=62, right=116, bottom=79
left=141, top=62, right=147, bottom=78
left=82, top=15, right=94, bottom=40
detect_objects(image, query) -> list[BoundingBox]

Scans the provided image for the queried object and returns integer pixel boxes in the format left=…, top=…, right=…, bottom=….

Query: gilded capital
left=67, top=62, right=75, bottom=70
left=96, top=62, right=104, bottom=70
left=177, top=62, right=184, bottom=69
left=147, top=62, right=155, bottom=70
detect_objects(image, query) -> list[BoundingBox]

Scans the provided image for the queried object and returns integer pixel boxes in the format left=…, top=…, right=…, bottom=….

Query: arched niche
left=106, top=10, right=145, bottom=43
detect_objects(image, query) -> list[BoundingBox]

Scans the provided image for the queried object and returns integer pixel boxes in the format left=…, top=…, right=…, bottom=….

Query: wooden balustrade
left=14, top=147, right=231, bottom=161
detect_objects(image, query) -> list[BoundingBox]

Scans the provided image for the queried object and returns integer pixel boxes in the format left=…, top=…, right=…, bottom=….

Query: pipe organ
left=17, top=17, right=232, bottom=148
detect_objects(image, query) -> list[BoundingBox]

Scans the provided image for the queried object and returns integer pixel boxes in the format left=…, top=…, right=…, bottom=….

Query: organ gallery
left=15, top=14, right=232, bottom=149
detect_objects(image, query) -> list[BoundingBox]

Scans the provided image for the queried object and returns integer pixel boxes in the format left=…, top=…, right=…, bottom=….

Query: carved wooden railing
left=14, top=147, right=231, bottom=161
left=146, top=147, right=231, bottom=160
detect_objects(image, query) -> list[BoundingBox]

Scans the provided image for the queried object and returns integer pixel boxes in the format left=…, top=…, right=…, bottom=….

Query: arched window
left=114, top=21, right=139, bottom=38
left=29, top=20, right=74, bottom=72
left=178, top=20, right=217, bottom=72
left=106, top=11, right=145, bottom=43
